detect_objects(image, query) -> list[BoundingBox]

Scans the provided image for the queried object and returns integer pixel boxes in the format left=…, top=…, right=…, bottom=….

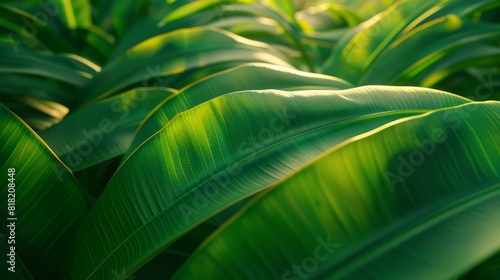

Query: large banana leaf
left=123, top=63, right=352, bottom=162
left=60, top=87, right=469, bottom=279
left=0, top=104, right=91, bottom=277
left=39, top=88, right=176, bottom=173
left=321, top=0, right=500, bottom=85
left=0, top=237, right=32, bottom=279
left=79, top=27, right=293, bottom=104
left=173, top=101, right=500, bottom=279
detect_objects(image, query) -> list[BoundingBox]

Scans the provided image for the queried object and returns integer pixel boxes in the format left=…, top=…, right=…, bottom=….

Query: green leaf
left=0, top=5, right=75, bottom=53
left=112, top=0, right=154, bottom=38
left=123, top=63, right=352, bottom=162
left=134, top=223, right=217, bottom=279
left=257, top=0, right=296, bottom=21
left=0, top=74, right=75, bottom=107
left=418, top=0, right=500, bottom=24
left=159, top=0, right=225, bottom=27
left=321, top=0, right=500, bottom=86
left=218, top=3, right=313, bottom=70
left=438, top=68, right=500, bottom=102
left=60, top=86, right=469, bottom=279
left=404, top=43, right=500, bottom=88
left=210, top=15, right=284, bottom=44
left=79, top=27, right=293, bottom=104
left=359, top=16, right=500, bottom=85
left=57, top=0, right=92, bottom=29
left=39, top=88, right=176, bottom=172
left=172, top=102, right=500, bottom=280
left=296, top=3, right=361, bottom=32
left=0, top=44, right=99, bottom=88
left=76, top=25, right=116, bottom=65
left=0, top=104, right=91, bottom=277
left=0, top=97, right=69, bottom=131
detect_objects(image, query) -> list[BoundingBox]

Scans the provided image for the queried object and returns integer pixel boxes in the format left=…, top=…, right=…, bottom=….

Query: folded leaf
left=124, top=63, right=352, bottom=162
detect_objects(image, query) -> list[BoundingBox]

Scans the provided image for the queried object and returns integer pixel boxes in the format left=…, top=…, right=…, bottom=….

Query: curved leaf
left=0, top=5, right=74, bottom=53
left=401, top=43, right=500, bottom=88
left=60, top=86, right=469, bottom=279
left=112, top=0, right=154, bottom=38
left=0, top=74, right=75, bottom=107
left=321, top=0, right=442, bottom=83
left=123, top=63, right=352, bottom=162
left=173, top=102, right=500, bottom=280
left=0, top=104, right=91, bottom=277
left=57, top=0, right=91, bottom=29
left=0, top=237, right=32, bottom=279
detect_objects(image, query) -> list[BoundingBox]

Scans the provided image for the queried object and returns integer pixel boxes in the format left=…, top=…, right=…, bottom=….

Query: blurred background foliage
left=1, top=0, right=499, bottom=131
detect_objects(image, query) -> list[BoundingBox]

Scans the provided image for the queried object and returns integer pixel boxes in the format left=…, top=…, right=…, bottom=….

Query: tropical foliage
left=0, top=0, right=499, bottom=279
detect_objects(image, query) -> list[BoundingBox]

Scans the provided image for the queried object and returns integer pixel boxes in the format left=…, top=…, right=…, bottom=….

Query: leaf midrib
left=85, top=109, right=429, bottom=279
left=320, top=182, right=500, bottom=279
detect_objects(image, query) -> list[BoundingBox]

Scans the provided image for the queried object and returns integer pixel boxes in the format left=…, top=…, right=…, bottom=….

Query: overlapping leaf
left=39, top=88, right=176, bottom=172
left=123, top=63, right=352, bottom=162
left=173, top=101, right=500, bottom=280
left=60, top=86, right=469, bottom=279
left=80, top=27, right=293, bottom=104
